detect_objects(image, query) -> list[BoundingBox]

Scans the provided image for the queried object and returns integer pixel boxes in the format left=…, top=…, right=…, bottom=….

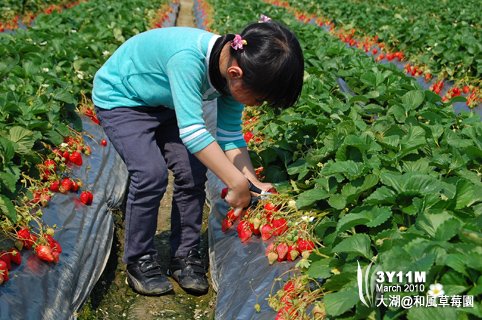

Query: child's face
left=227, top=79, right=264, bottom=106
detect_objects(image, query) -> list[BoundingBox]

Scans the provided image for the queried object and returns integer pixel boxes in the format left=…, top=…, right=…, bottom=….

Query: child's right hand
left=224, top=178, right=251, bottom=214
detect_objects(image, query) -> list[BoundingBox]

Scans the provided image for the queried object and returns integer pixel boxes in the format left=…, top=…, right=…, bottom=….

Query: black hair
left=209, top=21, right=304, bottom=109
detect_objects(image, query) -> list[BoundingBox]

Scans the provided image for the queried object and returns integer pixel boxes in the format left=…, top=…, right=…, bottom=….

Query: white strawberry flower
left=427, top=283, right=444, bottom=297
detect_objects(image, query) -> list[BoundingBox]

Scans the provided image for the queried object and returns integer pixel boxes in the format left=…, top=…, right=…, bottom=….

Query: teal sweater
left=92, top=27, right=246, bottom=154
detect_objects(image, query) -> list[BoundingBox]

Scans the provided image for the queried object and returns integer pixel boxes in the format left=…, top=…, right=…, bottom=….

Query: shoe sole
left=125, top=274, right=173, bottom=296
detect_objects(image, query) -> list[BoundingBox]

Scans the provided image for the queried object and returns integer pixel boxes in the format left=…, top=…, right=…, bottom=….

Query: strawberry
left=226, top=208, right=239, bottom=221
left=267, top=251, right=278, bottom=265
left=221, top=218, right=233, bottom=232
left=243, top=131, right=254, bottom=143
left=264, top=202, right=279, bottom=213
left=237, top=220, right=253, bottom=242
left=70, top=180, right=79, bottom=192
left=79, top=191, right=93, bottom=205
left=272, top=218, right=288, bottom=236
left=69, top=151, right=83, bottom=166
left=287, top=245, right=300, bottom=261
left=297, top=238, right=315, bottom=253
left=17, top=228, right=37, bottom=249
left=462, top=85, right=470, bottom=94
left=276, top=243, right=289, bottom=261
left=0, top=261, right=9, bottom=282
left=8, top=248, right=21, bottom=265
left=220, top=187, right=228, bottom=199
left=249, top=221, right=261, bottom=236
left=100, top=139, right=108, bottom=147
left=49, top=180, right=60, bottom=192
left=45, top=235, right=62, bottom=253
left=44, top=159, right=57, bottom=171
left=62, top=151, right=70, bottom=163
left=371, top=48, right=378, bottom=55
left=59, top=177, right=73, bottom=193
left=424, top=73, right=432, bottom=82
left=261, top=224, right=273, bottom=241
left=0, top=252, right=11, bottom=270
left=83, top=145, right=91, bottom=155
left=35, top=245, right=55, bottom=263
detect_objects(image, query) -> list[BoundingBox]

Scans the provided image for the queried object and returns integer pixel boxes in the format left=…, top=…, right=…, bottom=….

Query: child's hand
left=224, top=179, right=251, bottom=213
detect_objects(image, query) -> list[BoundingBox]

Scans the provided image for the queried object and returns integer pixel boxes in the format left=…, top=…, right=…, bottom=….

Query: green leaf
left=52, top=89, right=77, bottom=105
left=328, top=194, right=346, bottom=210
left=324, top=289, right=359, bottom=317
left=455, top=179, right=482, bottom=209
left=307, top=259, right=332, bottom=279
left=401, top=90, right=425, bottom=110
left=416, top=211, right=454, bottom=238
left=407, top=306, right=457, bottom=320
left=0, top=194, right=16, bottom=223
left=365, top=186, right=397, bottom=204
left=0, top=166, right=21, bottom=193
left=332, top=234, right=373, bottom=259
left=337, top=206, right=392, bottom=232
left=0, top=137, right=15, bottom=165
left=296, top=188, right=330, bottom=209
left=8, top=126, right=38, bottom=155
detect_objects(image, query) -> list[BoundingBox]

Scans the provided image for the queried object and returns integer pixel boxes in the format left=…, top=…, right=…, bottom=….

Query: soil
left=77, top=2, right=217, bottom=319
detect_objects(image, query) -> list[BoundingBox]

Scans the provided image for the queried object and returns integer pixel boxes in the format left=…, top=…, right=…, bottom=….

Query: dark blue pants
left=95, top=106, right=208, bottom=264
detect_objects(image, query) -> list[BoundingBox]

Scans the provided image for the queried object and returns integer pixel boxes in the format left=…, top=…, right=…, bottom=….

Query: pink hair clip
left=258, top=14, right=272, bottom=23
left=231, top=34, right=247, bottom=50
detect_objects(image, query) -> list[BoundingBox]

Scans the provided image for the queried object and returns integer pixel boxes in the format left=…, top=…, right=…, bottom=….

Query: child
left=92, top=19, right=304, bottom=296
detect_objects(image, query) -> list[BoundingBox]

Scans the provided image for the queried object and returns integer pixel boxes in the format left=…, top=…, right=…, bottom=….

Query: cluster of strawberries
left=34, top=134, right=97, bottom=208
left=221, top=189, right=316, bottom=265
left=0, top=227, right=63, bottom=284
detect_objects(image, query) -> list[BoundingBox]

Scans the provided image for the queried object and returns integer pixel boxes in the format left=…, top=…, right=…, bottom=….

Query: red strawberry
left=17, top=228, right=37, bottom=249
left=0, top=261, right=9, bottom=282
left=371, top=48, right=378, bottom=55
left=79, top=191, right=93, bottom=205
left=100, top=139, right=108, bottom=147
left=261, top=224, right=273, bottom=241
left=49, top=180, right=60, bottom=192
left=276, top=243, right=289, bottom=261
left=272, top=218, right=288, bottom=236
left=243, top=131, right=254, bottom=143
left=8, top=248, right=21, bottom=265
left=220, top=187, right=228, bottom=199
left=69, top=151, right=83, bottom=166
left=35, top=245, right=55, bottom=263
left=44, top=159, right=57, bottom=171
left=264, top=202, right=278, bottom=213
left=221, top=218, right=233, bottom=232
left=70, top=180, right=79, bottom=192
left=236, top=220, right=252, bottom=242
left=226, top=208, right=239, bottom=221
left=297, top=238, right=315, bottom=253
left=62, top=151, right=70, bottom=163
left=462, top=85, right=470, bottom=94
left=45, top=235, right=62, bottom=253
left=0, top=252, right=11, bottom=270
left=59, top=177, right=73, bottom=193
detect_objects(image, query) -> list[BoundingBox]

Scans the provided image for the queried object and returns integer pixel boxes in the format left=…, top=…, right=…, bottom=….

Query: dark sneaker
left=168, top=249, right=209, bottom=294
left=126, top=254, right=173, bottom=296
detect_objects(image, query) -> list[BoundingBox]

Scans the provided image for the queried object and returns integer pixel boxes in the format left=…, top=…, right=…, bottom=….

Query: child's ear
left=227, top=65, right=243, bottom=79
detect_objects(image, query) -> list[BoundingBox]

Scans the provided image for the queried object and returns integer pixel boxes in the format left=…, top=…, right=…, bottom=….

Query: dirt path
left=78, top=2, right=217, bottom=319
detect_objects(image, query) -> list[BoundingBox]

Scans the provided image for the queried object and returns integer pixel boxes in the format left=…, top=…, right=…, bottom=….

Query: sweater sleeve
left=166, top=50, right=215, bottom=154
left=216, top=95, right=247, bottom=151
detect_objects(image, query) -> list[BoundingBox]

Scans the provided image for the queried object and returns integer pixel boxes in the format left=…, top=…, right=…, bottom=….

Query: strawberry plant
left=204, top=0, right=482, bottom=318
